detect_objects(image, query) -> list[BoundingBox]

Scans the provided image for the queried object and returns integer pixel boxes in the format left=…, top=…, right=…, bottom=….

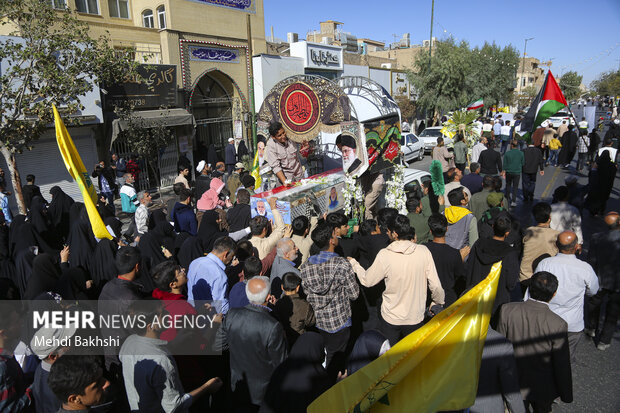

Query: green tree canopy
left=408, top=38, right=519, bottom=121
left=0, top=0, right=138, bottom=212
left=559, top=71, right=583, bottom=101
left=591, top=69, right=620, bottom=96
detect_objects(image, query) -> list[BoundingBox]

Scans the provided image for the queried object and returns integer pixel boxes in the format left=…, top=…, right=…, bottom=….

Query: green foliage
left=591, top=70, right=620, bottom=96
left=114, top=104, right=174, bottom=186
left=0, top=0, right=138, bottom=151
left=394, top=95, right=416, bottom=122
left=0, top=0, right=138, bottom=212
left=559, top=71, right=583, bottom=101
left=408, top=39, right=519, bottom=115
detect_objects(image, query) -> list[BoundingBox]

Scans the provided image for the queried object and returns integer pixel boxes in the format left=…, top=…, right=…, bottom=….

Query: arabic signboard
left=189, top=46, right=240, bottom=63
left=104, top=64, right=177, bottom=110
left=290, top=41, right=343, bottom=71
left=187, top=0, right=256, bottom=13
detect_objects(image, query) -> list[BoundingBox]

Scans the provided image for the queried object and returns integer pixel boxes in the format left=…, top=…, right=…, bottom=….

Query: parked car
left=403, top=167, right=431, bottom=199
left=548, top=109, right=575, bottom=128
left=419, top=127, right=453, bottom=153
left=400, top=133, right=424, bottom=163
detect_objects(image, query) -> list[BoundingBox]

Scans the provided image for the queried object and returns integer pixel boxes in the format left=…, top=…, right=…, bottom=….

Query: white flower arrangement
left=342, top=173, right=365, bottom=220
left=384, top=164, right=407, bottom=215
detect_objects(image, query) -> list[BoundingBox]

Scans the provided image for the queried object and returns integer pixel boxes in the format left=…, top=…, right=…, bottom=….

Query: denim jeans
left=577, top=152, right=588, bottom=171
left=548, top=149, right=559, bottom=166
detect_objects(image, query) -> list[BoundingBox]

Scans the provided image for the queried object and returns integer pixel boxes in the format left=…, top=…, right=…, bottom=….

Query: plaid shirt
left=300, top=252, right=359, bottom=332
left=578, top=135, right=590, bottom=153
left=0, top=351, right=31, bottom=412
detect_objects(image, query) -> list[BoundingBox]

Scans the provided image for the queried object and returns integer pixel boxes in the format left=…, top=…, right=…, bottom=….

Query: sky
left=264, top=0, right=620, bottom=87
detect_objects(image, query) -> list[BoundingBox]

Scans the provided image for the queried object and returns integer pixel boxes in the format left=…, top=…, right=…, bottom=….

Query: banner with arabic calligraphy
left=187, top=0, right=256, bottom=13
left=104, top=64, right=177, bottom=109
left=189, top=46, right=240, bottom=63
left=363, top=115, right=402, bottom=174
left=257, top=75, right=352, bottom=143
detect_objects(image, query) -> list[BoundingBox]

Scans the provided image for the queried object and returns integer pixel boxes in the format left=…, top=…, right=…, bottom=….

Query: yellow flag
left=53, top=105, right=112, bottom=240
left=308, top=262, right=502, bottom=413
left=250, top=150, right=262, bottom=190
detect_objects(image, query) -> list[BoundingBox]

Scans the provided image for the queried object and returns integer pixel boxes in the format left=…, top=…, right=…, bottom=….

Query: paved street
left=404, top=122, right=620, bottom=412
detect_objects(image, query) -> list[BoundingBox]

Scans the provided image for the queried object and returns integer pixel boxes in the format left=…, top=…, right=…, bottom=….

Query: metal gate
left=195, top=118, right=234, bottom=160
left=111, top=138, right=178, bottom=190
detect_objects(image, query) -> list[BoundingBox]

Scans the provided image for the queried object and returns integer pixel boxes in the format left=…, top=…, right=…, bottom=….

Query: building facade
left=1, top=0, right=268, bottom=194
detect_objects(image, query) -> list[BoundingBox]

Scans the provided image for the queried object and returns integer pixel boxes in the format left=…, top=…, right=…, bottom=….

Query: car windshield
left=419, top=129, right=442, bottom=138
left=551, top=111, right=570, bottom=117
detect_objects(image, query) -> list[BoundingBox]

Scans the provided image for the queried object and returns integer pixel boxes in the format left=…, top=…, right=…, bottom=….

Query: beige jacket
left=291, top=216, right=318, bottom=264
left=350, top=240, right=444, bottom=325
left=432, top=146, right=454, bottom=172
left=519, top=226, right=560, bottom=281
left=250, top=207, right=285, bottom=260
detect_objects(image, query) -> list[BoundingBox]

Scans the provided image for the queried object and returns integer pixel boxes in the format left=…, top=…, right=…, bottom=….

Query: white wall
left=343, top=64, right=370, bottom=78
left=253, top=55, right=305, bottom=111
left=369, top=68, right=391, bottom=94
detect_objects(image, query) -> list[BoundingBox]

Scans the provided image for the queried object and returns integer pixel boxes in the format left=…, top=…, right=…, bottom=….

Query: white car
left=400, top=133, right=424, bottom=163
left=419, top=127, right=453, bottom=153
left=403, top=167, right=431, bottom=199
left=548, top=110, right=575, bottom=128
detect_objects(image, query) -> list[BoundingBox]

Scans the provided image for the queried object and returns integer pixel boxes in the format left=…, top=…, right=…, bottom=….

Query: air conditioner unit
left=381, top=63, right=392, bottom=69
left=287, top=32, right=298, bottom=43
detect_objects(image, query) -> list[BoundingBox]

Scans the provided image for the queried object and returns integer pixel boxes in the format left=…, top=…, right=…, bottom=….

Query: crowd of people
left=0, top=114, right=618, bottom=413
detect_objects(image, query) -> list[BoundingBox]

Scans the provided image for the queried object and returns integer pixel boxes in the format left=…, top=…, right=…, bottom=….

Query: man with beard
left=98, top=247, right=146, bottom=369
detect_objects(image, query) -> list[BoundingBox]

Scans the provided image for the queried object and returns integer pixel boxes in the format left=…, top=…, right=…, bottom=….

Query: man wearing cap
left=30, top=326, right=77, bottom=413
left=195, top=160, right=212, bottom=201
left=227, top=162, right=246, bottom=204
left=225, top=138, right=237, bottom=174
left=265, top=121, right=304, bottom=187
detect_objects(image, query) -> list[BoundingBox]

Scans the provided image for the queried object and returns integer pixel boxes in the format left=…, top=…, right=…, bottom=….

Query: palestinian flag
left=520, top=71, right=567, bottom=141
left=466, top=99, right=484, bottom=110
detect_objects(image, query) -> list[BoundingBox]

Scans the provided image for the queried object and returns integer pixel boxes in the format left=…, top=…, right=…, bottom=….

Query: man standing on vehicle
left=265, top=121, right=305, bottom=187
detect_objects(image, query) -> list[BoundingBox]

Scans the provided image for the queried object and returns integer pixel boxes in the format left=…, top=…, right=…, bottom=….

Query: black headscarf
left=22, top=253, right=61, bottom=300
left=104, top=217, right=123, bottom=241
left=347, top=330, right=389, bottom=375
left=138, top=220, right=176, bottom=273
left=28, top=196, right=51, bottom=234
left=261, top=332, right=333, bottom=413
left=177, top=236, right=205, bottom=270
left=237, top=141, right=249, bottom=159
left=89, top=217, right=121, bottom=292
left=47, top=186, right=74, bottom=240
left=207, top=144, right=219, bottom=167
left=198, top=210, right=226, bottom=253
left=67, top=203, right=96, bottom=274
left=8, top=215, right=37, bottom=258
left=55, top=267, right=91, bottom=301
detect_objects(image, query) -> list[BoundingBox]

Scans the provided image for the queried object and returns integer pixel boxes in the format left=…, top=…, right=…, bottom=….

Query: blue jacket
left=225, top=143, right=236, bottom=165
left=172, top=202, right=197, bottom=236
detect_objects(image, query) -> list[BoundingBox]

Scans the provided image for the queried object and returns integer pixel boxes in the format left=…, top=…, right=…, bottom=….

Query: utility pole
left=426, top=0, right=434, bottom=125
left=246, top=14, right=257, bottom=151
left=519, top=37, right=534, bottom=95
left=428, top=0, right=434, bottom=71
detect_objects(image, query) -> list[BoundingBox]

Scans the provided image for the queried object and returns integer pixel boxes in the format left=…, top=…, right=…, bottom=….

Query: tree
left=114, top=104, right=175, bottom=190
left=467, top=42, right=519, bottom=108
left=408, top=38, right=519, bottom=124
left=0, top=0, right=138, bottom=213
left=559, top=71, right=583, bottom=101
left=408, top=38, right=472, bottom=124
left=591, top=69, right=620, bottom=96
left=394, top=96, right=415, bottom=123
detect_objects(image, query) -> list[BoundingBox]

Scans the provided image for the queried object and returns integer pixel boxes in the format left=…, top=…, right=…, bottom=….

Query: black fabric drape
left=47, top=186, right=74, bottom=241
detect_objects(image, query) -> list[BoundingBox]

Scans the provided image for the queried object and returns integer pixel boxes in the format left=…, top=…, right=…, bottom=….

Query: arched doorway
left=190, top=70, right=235, bottom=160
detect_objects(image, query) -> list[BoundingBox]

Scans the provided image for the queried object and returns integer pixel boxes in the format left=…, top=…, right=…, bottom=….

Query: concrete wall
left=253, top=55, right=305, bottom=111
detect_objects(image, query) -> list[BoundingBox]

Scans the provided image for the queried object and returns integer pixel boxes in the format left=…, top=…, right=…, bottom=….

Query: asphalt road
left=404, top=121, right=620, bottom=412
